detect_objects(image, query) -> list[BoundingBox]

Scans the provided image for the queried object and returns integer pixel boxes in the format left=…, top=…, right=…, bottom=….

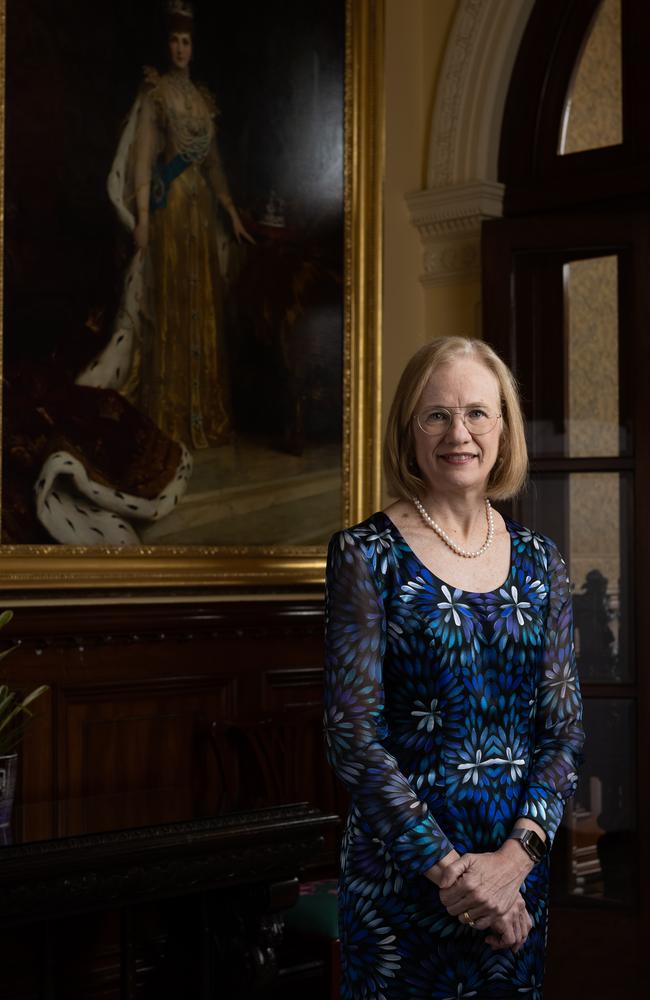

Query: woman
left=83, top=1, right=253, bottom=451
left=324, top=337, right=584, bottom=998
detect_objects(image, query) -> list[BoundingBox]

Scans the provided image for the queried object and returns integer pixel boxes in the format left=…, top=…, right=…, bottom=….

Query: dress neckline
left=377, top=509, right=515, bottom=597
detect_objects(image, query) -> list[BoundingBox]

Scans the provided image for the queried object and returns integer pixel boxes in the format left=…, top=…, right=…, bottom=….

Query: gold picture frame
left=0, top=0, right=383, bottom=593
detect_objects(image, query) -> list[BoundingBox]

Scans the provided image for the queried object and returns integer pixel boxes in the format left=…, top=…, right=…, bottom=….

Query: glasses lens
left=464, top=409, right=498, bottom=434
left=417, top=408, right=451, bottom=435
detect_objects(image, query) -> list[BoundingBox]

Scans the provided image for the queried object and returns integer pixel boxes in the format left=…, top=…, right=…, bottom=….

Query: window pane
left=570, top=475, right=626, bottom=683
left=565, top=256, right=620, bottom=457
left=517, top=472, right=631, bottom=683
left=559, top=0, right=623, bottom=154
left=562, top=699, right=636, bottom=904
left=519, top=252, right=627, bottom=458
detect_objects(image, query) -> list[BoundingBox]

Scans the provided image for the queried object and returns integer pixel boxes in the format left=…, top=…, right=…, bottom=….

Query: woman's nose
left=444, top=413, right=471, bottom=441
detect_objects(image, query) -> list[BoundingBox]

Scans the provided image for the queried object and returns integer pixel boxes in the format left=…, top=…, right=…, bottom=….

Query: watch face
left=522, top=830, right=545, bottom=860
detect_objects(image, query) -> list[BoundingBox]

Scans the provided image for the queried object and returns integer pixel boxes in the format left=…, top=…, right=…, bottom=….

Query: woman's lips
left=438, top=454, right=477, bottom=464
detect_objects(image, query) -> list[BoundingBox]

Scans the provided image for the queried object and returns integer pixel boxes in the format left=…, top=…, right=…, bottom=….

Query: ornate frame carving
left=0, top=0, right=384, bottom=593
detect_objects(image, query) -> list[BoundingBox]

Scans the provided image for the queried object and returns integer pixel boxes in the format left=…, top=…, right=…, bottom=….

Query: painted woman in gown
left=18, top=2, right=256, bottom=546
left=93, top=1, right=253, bottom=451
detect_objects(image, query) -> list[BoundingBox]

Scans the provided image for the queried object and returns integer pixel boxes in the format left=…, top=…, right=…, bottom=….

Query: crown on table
left=167, top=1, right=194, bottom=18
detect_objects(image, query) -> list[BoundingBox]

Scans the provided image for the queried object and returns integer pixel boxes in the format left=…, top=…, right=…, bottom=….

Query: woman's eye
left=425, top=410, right=448, bottom=423
left=467, top=408, right=489, bottom=420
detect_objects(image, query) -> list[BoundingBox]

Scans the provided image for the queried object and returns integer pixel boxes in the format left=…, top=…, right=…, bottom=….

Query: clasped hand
left=436, top=849, right=533, bottom=953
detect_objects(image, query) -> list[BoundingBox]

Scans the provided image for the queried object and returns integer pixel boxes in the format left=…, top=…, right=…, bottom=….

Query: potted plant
left=0, top=610, right=48, bottom=830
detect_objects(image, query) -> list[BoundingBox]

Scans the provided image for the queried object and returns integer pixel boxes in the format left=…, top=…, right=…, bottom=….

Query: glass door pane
left=518, top=472, right=632, bottom=683
left=517, top=251, right=629, bottom=457
left=565, top=256, right=620, bottom=457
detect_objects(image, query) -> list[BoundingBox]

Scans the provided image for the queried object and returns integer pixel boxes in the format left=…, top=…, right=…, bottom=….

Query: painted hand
left=134, top=218, right=149, bottom=251
left=232, top=215, right=255, bottom=245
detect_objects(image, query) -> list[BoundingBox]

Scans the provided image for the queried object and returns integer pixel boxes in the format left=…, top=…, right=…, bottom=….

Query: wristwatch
left=508, top=827, right=547, bottom=863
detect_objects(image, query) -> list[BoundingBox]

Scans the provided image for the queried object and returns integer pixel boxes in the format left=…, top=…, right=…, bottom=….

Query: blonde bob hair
left=383, top=337, right=528, bottom=502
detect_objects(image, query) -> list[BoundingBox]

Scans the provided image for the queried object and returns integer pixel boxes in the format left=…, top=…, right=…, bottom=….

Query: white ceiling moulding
left=408, top=0, right=534, bottom=286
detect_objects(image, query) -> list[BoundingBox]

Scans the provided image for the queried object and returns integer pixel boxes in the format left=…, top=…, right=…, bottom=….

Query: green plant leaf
left=0, top=610, right=14, bottom=630
left=0, top=717, right=31, bottom=755
left=0, top=606, right=48, bottom=749
left=0, top=691, right=17, bottom=717
left=19, top=685, right=49, bottom=710
left=0, top=705, right=25, bottom=736
left=0, top=686, right=47, bottom=740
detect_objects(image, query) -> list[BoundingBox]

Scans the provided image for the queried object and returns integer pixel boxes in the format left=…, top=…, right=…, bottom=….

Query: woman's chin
left=423, top=463, right=489, bottom=493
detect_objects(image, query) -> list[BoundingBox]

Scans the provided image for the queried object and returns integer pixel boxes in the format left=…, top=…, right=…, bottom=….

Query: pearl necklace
left=166, top=72, right=211, bottom=163
left=411, top=495, right=494, bottom=558
left=167, top=69, right=195, bottom=112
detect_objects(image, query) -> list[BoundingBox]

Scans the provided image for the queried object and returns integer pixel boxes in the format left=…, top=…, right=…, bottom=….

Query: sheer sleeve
left=518, top=540, right=585, bottom=845
left=324, top=530, right=454, bottom=879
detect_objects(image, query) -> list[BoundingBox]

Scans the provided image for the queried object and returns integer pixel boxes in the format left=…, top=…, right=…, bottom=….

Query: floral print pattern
left=324, top=513, right=584, bottom=998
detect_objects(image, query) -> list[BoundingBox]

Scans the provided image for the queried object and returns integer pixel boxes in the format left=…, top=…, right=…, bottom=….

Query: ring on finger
left=462, top=910, right=476, bottom=928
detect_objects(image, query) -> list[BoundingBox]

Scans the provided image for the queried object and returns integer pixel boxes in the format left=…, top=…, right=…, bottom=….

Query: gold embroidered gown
left=129, top=69, right=232, bottom=449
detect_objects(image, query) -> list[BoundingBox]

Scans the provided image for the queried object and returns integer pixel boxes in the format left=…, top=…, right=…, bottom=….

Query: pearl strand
left=411, top=496, right=494, bottom=558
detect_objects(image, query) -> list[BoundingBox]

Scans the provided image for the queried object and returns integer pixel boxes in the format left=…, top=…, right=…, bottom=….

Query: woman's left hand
left=438, top=841, right=533, bottom=925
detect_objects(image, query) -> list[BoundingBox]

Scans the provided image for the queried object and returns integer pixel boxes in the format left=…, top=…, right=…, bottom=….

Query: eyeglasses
left=415, top=405, right=501, bottom=437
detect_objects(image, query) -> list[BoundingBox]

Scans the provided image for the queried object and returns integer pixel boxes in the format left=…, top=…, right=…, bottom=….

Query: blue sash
left=149, top=154, right=191, bottom=213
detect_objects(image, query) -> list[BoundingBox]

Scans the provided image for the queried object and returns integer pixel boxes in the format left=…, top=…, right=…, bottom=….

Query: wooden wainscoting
left=3, top=598, right=342, bottom=839
left=0, top=597, right=344, bottom=999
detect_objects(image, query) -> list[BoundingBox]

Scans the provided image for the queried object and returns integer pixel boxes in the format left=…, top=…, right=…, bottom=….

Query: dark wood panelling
left=2, top=599, right=331, bottom=836
left=0, top=598, right=337, bottom=999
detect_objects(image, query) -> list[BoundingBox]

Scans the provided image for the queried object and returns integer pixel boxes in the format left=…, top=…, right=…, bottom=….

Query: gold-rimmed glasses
left=415, top=405, right=501, bottom=437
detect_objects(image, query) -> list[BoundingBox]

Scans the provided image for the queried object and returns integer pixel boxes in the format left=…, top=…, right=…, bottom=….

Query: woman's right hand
left=134, top=216, right=149, bottom=251
left=483, top=893, right=532, bottom=953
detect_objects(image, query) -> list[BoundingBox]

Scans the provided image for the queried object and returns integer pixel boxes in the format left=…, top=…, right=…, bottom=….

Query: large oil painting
left=0, top=0, right=383, bottom=590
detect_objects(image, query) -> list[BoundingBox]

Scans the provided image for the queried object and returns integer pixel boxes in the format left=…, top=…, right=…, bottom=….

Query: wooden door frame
left=482, top=210, right=649, bottom=993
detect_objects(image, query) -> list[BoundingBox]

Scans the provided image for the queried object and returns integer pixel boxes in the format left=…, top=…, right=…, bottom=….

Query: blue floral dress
left=324, top=512, right=584, bottom=999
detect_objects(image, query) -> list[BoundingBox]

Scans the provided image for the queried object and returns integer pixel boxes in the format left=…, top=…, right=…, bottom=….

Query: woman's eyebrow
left=419, top=400, right=492, bottom=408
